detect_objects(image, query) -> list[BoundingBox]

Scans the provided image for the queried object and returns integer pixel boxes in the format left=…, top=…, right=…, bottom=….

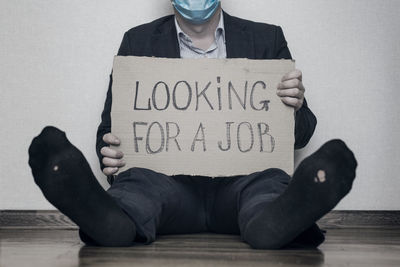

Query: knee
left=79, top=230, right=101, bottom=246
left=241, top=220, right=289, bottom=250
left=243, top=227, right=326, bottom=250
left=79, top=218, right=137, bottom=247
left=79, top=229, right=136, bottom=247
left=244, top=234, right=286, bottom=250
left=100, top=222, right=137, bottom=247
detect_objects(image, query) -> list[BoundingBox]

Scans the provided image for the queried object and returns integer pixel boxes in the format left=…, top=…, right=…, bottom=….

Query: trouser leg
left=80, top=168, right=209, bottom=245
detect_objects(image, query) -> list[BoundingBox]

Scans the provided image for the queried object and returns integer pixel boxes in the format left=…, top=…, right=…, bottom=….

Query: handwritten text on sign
left=111, top=56, right=295, bottom=177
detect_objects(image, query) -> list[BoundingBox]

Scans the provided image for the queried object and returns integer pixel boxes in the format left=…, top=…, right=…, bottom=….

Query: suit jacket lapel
left=151, top=17, right=181, bottom=58
left=223, top=11, right=255, bottom=59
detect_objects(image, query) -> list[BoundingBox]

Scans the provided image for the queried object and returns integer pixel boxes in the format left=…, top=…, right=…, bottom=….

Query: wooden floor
left=1, top=228, right=400, bottom=266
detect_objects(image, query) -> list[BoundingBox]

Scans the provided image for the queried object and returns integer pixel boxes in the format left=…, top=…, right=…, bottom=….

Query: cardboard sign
left=111, top=56, right=295, bottom=177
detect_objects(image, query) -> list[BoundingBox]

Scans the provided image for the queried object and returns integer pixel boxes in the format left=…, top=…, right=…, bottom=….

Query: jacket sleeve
left=96, top=32, right=132, bottom=171
left=274, top=26, right=317, bottom=149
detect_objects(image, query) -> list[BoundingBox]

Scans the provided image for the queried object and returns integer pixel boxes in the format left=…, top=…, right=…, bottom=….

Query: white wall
left=1, top=0, right=399, bottom=210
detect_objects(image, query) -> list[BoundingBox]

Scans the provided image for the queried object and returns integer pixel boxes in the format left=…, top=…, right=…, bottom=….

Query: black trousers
left=80, top=167, right=325, bottom=246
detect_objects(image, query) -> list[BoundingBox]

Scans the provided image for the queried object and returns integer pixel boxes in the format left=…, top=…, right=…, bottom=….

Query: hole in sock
left=317, top=170, right=326, bottom=182
left=53, top=165, right=59, bottom=172
left=314, top=170, right=326, bottom=183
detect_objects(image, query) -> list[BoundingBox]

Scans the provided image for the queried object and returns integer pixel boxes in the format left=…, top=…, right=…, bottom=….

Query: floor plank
left=1, top=228, right=400, bottom=266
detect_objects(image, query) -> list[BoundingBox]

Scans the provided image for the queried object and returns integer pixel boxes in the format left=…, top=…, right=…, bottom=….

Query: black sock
left=28, top=126, right=136, bottom=246
left=243, top=139, right=357, bottom=249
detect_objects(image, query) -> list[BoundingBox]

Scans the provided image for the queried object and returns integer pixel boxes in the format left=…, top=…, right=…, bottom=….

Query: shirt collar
left=174, top=11, right=226, bottom=45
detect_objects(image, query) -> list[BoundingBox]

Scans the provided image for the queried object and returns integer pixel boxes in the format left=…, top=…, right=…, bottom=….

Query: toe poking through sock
left=314, top=170, right=326, bottom=183
left=317, top=170, right=326, bottom=183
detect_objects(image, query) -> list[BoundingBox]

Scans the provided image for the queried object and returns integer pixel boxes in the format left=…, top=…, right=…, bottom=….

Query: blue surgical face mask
left=172, top=0, right=220, bottom=25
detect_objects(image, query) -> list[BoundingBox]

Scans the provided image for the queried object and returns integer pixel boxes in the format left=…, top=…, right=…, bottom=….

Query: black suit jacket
left=96, top=11, right=317, bottom=172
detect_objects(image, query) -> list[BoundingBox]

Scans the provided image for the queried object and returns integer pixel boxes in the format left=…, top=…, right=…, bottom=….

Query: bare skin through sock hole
left=314, top=170, right=326, bottom=183
left=53, top=165, right=59, bottom=172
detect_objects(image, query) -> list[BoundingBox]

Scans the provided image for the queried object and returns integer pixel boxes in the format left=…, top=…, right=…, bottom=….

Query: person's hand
left=276, top=69, right=305, bottom=111
left=101, top=133, right=125, bottom=176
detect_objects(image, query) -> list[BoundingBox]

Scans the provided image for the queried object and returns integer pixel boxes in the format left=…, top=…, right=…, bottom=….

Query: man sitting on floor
left=28, top=0, right=357, bottom=249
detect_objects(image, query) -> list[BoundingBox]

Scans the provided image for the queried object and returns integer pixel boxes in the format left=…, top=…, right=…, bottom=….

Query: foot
left=28, top=126, right=136, bottom=246
left=243, top=139, right=357, bottom=249
left=29, top=127, right=94, bottom=202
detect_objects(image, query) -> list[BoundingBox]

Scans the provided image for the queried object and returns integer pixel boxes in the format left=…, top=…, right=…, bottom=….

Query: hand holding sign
left=277, top=69, right=305, bottom=111
left=101, top=133, right=125, bottom=176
